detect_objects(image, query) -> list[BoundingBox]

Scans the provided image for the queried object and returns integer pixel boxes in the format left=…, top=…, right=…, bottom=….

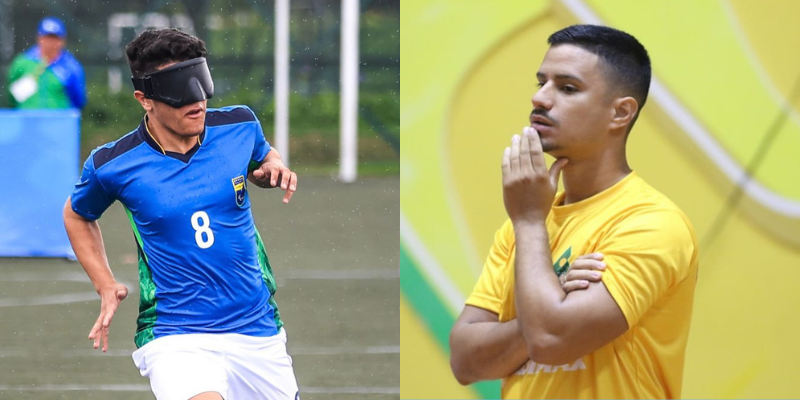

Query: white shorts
left=132, top=328, right=299, bottom=400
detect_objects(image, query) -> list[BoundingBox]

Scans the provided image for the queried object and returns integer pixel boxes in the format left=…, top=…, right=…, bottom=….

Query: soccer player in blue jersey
left=63, top=29, right=299, bottom=400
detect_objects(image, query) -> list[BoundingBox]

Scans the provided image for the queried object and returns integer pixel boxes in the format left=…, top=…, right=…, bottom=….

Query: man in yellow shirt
left=449, top=25, right=698, bottom=399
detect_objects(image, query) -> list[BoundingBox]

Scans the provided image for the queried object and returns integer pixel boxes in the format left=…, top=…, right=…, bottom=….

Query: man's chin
left=180, top=125, right=205, bottom=137
left=541, top=142, right=559, bottom=154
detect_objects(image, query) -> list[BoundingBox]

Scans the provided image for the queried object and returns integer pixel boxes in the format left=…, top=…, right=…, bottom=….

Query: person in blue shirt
left=7, top=17, right=86, bottom=109
left=63, top=28, right=299, bottom=400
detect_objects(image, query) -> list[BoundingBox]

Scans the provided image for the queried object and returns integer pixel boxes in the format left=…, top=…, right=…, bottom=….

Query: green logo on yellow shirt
left=553, top=246, right=572, bottom=277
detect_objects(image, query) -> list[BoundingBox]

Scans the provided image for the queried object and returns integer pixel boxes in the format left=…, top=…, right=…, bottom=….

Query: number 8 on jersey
left=191, top=211, right=215, bottom=249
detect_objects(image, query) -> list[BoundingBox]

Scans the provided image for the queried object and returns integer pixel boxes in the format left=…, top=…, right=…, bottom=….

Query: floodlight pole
left=339, top=0, right=359, bottom=182
left=275, top=0, right=290, bottom=166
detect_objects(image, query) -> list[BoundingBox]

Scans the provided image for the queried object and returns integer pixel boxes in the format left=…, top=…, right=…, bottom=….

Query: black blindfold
left=131, top=57, right=214, bottom=108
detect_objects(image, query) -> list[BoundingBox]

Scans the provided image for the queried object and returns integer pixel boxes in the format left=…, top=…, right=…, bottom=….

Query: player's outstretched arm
left=249, top=148, right=297, bottom=203
left=63, top=197, right=128, bottom=352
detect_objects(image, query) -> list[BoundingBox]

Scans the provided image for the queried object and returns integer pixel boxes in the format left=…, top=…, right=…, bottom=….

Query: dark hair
left=125, top=28, right=207, bottom=78
left=548, top=25, right=651, bottom=113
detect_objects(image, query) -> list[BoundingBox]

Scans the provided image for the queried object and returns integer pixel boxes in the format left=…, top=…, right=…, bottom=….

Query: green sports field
left=0, top=176, right=399, bottom=400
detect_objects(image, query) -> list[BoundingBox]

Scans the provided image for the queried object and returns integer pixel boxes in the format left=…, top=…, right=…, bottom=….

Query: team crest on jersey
left=232, top=175, right=246, bottom=207
left=553, top=246, right=572, bottom=276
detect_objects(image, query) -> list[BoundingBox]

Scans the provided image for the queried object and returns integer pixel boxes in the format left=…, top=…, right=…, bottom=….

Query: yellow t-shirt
left=465, top=172, right=698, bottom=399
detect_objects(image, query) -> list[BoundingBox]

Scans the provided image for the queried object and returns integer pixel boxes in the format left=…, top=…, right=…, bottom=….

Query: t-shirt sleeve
left=70, top=153, right=116, bottom=220
left=247, top=106, right=271, bottom=164
left=465, top=219, right=514, bottom=316
left=598, top=208, right=697, bottom=328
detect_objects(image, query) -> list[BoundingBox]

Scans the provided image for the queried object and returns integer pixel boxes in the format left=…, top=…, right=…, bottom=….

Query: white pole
left=339, top=0, right=359, bottom=182
left=275, top=0, right=290, bottom=166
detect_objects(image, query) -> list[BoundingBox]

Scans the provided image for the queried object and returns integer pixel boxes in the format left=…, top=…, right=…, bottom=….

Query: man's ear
left=133, top=90, right=151, bottom=111
left=609, top=96, right=638, bottom=131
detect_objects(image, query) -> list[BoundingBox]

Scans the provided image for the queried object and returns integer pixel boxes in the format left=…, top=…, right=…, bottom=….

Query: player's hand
left=89, top=283, right=128, bottom=352
left=251, top=162, right=297, bottom=203
left=560, top=253, right=606, bottom=294
left=502, top=127, right=568, bottom=224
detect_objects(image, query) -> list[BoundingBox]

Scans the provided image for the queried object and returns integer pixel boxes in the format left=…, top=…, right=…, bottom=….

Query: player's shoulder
left=206, top=105, right=259, bottom=127
left=619, top=174, right=696, bottom=239
left=626, top=175, right=688, bottom=215
left=488, top=218, right=516, bottom=252
left=90, top=128, right=145, bottom=171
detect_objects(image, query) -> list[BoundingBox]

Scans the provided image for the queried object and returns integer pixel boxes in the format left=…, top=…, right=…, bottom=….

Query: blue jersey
left=71, top=105, right=282, bottom=347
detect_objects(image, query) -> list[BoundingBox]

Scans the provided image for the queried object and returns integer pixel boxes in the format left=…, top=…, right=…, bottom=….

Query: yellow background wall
left=401, top=0, right=800, bottom=398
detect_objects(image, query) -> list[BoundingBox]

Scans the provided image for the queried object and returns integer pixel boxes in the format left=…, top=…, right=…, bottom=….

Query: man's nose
left=531, top=84, right=553, bottom=110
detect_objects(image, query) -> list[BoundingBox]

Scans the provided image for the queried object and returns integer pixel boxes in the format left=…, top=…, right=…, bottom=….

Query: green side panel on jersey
left=125, top=207, right=158, bottom=348
left=255, top=229, right=283, bottom=330
left=248, top=160, right=261, bottom=174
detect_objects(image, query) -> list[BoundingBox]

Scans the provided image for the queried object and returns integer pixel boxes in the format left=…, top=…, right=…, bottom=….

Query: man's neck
left=145, top=115, right=199, bottom=154
left=560, top=152, right=631, bottom=205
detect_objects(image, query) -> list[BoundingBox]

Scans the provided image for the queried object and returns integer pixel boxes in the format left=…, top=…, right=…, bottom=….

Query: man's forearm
left=513, top=221, right=566, bottom=357
left=63, top=200, right=116, bottom=293
left=264, top=148, right=285, bottom=166
left=450, top=319, right=529, bottom=384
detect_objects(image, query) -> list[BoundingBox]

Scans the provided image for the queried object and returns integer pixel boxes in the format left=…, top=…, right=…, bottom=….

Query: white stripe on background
left=400, top=212, right=465, bottom=315
left=0, top=271, right=92, bottom=282
left=721, top=0, right=800, bottom=138
left=0, top=292, right=98, bottom=307
left=558, top=0, right=800, bottom=217
left=0, top=274, right=134, bottom=307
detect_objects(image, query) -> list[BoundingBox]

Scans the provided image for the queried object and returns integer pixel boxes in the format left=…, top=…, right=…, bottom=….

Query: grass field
left=0, top=175, right=399, bottom=400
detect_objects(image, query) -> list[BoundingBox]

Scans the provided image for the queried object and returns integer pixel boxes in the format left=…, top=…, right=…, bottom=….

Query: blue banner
left=0, top=109, right=79, bottom=258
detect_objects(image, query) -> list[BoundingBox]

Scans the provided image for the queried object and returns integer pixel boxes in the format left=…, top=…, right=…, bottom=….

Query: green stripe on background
left=400, top=244, right=500, bottom=399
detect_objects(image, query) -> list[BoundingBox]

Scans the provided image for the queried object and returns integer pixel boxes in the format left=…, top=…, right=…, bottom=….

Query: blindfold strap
left=131, top=76, right=154, bottom=96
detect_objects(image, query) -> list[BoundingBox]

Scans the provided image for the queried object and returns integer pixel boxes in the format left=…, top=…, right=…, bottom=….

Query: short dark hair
left=548, top=25, right=651, bottom=113
left=125, top=28, right=207, bottom=78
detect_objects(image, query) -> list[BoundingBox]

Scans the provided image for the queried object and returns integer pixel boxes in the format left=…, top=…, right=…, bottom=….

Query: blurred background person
left=6, top=16, right=86, bottom=109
